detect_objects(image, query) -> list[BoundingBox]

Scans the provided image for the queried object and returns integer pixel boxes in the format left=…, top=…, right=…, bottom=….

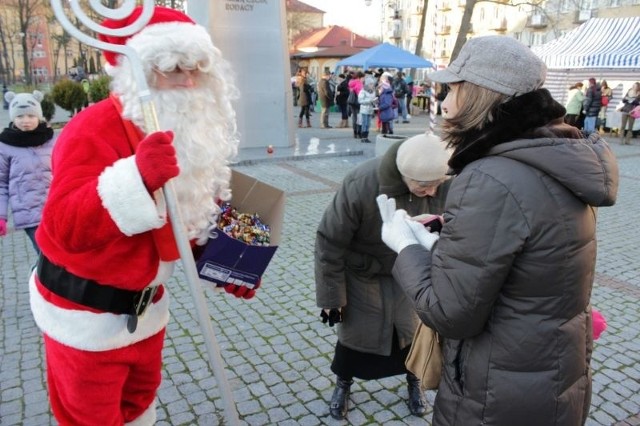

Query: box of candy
left=196, top=170, right=284, bottom=290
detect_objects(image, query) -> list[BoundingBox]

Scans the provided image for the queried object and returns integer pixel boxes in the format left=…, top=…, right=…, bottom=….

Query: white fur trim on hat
left=396, top=133, right=452, bottom=182
left=97, top=156, right=167, bottom=236
left=5, top=90, right=44, bottom=121
left=125, top=22, right=217, bottom=74
left=29, top=271, right=170, bottom=351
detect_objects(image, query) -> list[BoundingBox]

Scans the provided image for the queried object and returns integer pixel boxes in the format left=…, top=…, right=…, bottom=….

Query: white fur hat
left=5, top=90, right=44, bottom=121
left=396, top=133, right=452, bottom=181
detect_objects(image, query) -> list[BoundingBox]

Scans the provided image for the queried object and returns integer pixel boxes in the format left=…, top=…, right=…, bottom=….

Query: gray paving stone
left=3, top=128, right=640, bottom=425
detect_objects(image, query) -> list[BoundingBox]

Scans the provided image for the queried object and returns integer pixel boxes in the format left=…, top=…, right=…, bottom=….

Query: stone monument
left=187, top=0, right=294, bottom=149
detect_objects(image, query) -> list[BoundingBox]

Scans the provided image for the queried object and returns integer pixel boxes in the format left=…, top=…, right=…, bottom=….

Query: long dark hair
left=441, top=83, right=566, bottom=174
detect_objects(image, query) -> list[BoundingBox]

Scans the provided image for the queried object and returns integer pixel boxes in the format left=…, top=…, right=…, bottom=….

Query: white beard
left=155, top=89, right=236, bottom=243
left=109, top=63, right=239, bottom=244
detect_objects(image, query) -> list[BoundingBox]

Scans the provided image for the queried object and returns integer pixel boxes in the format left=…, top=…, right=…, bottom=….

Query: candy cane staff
left=29, top=6, right=241, bottom=425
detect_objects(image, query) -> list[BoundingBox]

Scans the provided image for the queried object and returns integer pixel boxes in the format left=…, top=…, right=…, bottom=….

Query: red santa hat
left=99, top=6, right=196, bottom=66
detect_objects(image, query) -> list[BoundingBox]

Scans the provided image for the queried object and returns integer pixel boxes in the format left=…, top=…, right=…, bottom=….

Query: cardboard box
left=197, top=170, right=285, bottom=288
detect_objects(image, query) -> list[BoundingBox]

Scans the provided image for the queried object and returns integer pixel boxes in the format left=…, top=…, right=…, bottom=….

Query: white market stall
left=532, top=17, right=640, bottom=131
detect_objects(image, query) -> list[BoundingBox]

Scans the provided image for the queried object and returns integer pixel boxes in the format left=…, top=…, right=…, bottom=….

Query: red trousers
left=44, top=329, right=165, bottom=426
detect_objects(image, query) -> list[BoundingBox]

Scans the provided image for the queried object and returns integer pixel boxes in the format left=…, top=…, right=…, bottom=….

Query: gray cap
left=429, top=36, right=546, bottom=98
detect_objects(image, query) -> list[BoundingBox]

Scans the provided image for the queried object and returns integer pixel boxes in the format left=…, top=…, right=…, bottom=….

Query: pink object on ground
left=592, top=308, right=607, bottom=340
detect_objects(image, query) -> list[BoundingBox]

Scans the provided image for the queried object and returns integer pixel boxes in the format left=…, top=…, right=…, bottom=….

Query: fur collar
left=448, top=89, right=570, bottom=174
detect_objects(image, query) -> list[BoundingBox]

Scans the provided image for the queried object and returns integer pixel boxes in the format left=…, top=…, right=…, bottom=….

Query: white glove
left=377, top=194, right=419, bottom=253
left=406, top=219, right=440, bottom=251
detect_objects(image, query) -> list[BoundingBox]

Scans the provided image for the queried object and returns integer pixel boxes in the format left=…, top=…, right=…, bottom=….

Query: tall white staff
left=49, top=1, right=240, bottom=424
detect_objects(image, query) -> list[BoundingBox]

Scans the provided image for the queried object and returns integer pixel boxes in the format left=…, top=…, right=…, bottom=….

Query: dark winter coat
left=335, top=79, right=350, bottom=105
left=392, top=98, right=618, bottom=424
left=392, top=77, right=409, bottom=98
left=583, top=84, right=602, bottom=117
left=378, top=86, right=395, bottom=123
left=315, top=141, right=450, bottom=355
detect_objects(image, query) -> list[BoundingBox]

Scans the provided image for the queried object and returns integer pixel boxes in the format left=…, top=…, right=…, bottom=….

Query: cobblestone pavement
left=1, top=110, right=639, bottom=425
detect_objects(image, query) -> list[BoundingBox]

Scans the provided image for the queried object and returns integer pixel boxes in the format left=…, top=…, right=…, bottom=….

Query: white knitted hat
left=396, top=133, right=452, bottom=181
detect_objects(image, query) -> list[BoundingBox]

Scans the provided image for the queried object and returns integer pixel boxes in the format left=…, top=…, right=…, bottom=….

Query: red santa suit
left=28, top=7, right=236, bottom=426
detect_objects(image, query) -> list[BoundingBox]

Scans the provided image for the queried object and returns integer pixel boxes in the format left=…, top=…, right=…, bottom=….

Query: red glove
left=135, top=131, right=179, bottom=192
left=0, top=219, right=7, bottom=236
left=224, top=279, right=261, bottom=300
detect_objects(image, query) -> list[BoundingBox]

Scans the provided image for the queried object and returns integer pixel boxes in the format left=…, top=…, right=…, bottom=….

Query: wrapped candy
left=217, top=202, right=271, bottom=246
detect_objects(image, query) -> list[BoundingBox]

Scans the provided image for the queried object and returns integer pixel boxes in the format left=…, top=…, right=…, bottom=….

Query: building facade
left=378, top=0, right=640, bottom=69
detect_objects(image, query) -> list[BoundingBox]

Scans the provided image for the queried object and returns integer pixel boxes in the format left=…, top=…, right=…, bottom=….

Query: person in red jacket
left=29, top=7, right=239, bottom=425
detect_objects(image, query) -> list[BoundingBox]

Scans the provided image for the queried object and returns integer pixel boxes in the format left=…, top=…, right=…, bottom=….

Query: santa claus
left=29, top=7, right=238, bottom=425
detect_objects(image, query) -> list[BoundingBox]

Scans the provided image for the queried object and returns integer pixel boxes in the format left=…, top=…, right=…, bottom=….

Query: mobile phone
left=423, top=217, right=442, bottom=233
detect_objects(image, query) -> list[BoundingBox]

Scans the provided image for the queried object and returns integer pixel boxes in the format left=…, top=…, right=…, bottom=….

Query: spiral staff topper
left=49, top=1, right=240, bottom=424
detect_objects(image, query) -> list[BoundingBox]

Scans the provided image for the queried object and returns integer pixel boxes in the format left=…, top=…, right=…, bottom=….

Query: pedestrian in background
left=295, top=68, right=313, bottom=128
left=582, top=77, right=602, bottom=135
left=356, top=76, right=377, bottom=143
left=348, top=71, right=364, bottom=139
left=0, top=90, right=55, bottom=255
left=619, top=81, right=640, bottom=144
left=392, top=71, right=410, bottom=123
left=335, top=73, right=350, bottom=128
left=378, top=35, right=618, bottom=426
left=318, top=70, right=334, bottom=129
left=564, top=82, right=584, bottom=128
left=599, top=80, right=612, bottom=133
left=315, top=134, right=452, bottom=420
left=378, top=72, right=395, bottom=135
left=405, top=73, right=414, bottom=117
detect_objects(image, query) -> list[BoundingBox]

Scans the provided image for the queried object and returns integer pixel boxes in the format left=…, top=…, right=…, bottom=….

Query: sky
left=300, top=0, right=383, bottom=38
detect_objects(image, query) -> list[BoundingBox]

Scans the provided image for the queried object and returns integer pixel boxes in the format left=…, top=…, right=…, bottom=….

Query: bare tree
left=6, top=0, right=49, bottom=85
left=0, top=14, right=14, bottom=84
left=449, top=0, right=546, bottom=62
left=412, top=0, right=430, bottom=79
left=50, top=29, right=72, bottom=80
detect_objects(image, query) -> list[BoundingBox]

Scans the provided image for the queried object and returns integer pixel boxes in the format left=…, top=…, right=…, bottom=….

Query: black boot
left=329, top=376, right=353, bottom=420
left=361, top=131, right=371, bottom=143
left=407, top=373, right=427, bottom=417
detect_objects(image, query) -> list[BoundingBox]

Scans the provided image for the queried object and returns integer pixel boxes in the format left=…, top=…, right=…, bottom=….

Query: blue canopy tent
left=335, top=42, right=433, bottom=70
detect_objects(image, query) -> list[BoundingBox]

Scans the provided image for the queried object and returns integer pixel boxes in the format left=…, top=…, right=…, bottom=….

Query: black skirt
left=331, top=329, right=411, bottom=380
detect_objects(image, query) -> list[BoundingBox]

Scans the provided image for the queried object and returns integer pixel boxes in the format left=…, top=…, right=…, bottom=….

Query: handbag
left=347, top=90, right=359, bottom=106
left=601, top=95, right=609, bottom=106
left=631, top=105, right=640, bottom=119
left=405, top=322, right=443, bottom=390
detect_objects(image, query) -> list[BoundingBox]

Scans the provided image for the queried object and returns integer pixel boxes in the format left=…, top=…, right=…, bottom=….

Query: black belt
left=36, top=254, right=158, bottom=318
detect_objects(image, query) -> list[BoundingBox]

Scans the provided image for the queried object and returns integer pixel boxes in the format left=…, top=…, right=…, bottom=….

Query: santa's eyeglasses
left=152, top=66, right=201, bottom=82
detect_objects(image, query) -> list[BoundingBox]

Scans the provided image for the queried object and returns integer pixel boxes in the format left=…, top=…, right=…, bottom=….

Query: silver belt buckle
left=127, top=286, right=159, bottom=334
left=133, top=286, right=158, bottom=317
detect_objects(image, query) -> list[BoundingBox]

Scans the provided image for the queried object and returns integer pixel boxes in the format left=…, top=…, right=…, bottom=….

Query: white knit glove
left=406, top=219, right=440, bottom=251
left=377, top=194, right=419, bottom=253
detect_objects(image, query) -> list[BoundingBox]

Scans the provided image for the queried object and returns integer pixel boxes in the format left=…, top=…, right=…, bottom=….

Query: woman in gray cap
left=377, top=35, right=619, bottom=425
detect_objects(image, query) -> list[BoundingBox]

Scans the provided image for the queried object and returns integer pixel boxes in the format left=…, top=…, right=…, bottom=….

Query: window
left=531, top=32, right=546, bottom=46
